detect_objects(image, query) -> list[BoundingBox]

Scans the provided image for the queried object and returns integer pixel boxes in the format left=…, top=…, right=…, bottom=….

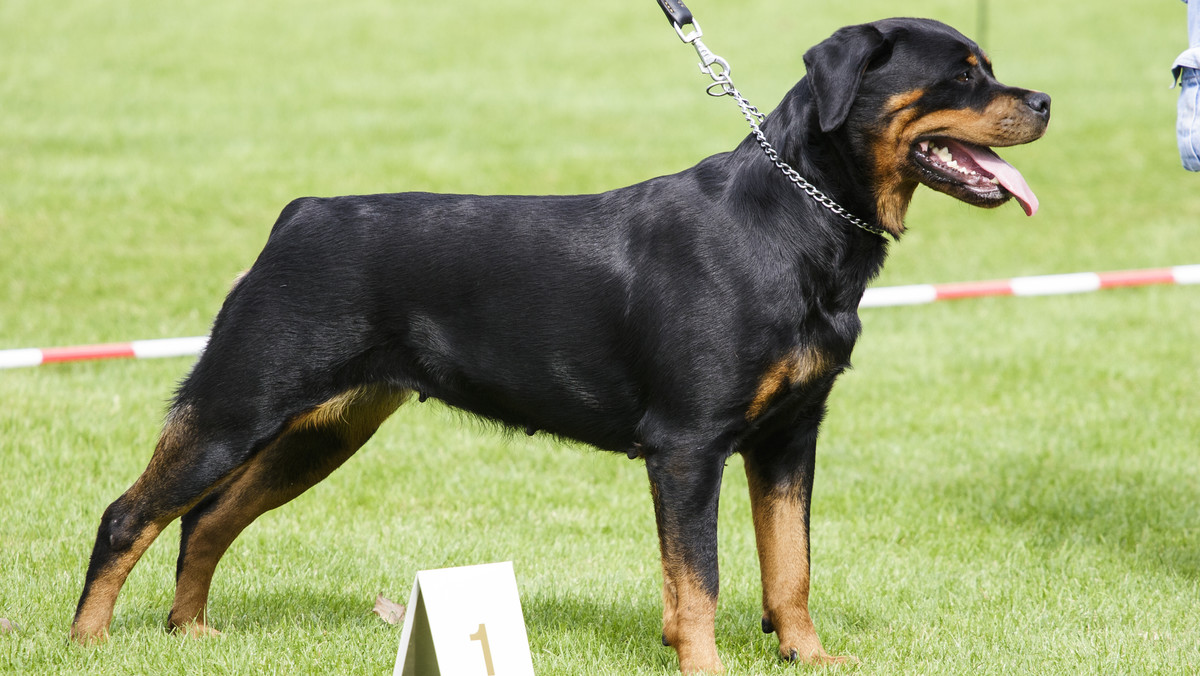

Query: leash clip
left=657, top=0, right=729, bottom=92
left=692, top=37, right=731, bottom=88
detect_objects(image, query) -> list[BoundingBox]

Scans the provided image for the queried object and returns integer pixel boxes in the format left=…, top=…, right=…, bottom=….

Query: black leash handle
left=656, top=0, right=693, bottom=28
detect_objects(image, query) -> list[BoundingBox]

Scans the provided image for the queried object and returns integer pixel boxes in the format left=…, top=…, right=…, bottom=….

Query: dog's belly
left=395, top=310, right=646, bottom=451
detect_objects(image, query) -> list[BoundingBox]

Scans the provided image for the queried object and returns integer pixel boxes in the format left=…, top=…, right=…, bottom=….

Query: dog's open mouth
left=912, top=138, right=1038, bottom=216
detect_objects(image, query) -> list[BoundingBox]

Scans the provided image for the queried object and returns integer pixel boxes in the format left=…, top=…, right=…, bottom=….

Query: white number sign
left=393, top=561, right=535, bottom=676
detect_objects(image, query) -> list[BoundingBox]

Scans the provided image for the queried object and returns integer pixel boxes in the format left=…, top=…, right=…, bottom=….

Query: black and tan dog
left=72, top=18, right=1048, bottom=673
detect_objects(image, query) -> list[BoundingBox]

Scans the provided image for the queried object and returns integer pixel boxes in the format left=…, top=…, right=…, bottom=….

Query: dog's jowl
left=72, top=18, right=1047, bottom=674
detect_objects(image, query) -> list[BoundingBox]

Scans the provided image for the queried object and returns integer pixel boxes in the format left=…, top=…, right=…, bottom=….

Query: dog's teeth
left=919, top=141, right=930, bottom=152
left=929, top=144, right=988, bottom=178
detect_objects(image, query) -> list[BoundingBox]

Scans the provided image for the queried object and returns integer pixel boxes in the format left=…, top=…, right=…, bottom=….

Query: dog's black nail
left=662, top=633, right=670, bottom=647
left=418, top=392, right=428, bottom=403
left=761, top=616, right=775, bottom=634
left=785, top=648, right=799, bottom=662
left=525, top=426, right=536, bottom=436
left=626, top=448, right=639, bottom=459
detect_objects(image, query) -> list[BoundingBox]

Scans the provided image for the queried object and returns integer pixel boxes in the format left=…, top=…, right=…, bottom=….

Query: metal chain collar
left=672, top=20, right=890, bottom=240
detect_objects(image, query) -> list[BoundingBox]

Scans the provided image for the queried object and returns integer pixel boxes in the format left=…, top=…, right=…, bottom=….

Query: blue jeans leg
left=1178, top=67, right=1200, bottom=171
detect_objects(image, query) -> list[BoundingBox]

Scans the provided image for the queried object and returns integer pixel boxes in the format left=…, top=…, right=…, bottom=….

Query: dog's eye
left=954, top=70, right=972, bottom=84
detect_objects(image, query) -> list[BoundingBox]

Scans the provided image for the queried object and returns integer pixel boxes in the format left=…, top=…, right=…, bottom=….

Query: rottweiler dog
left=72, top=17, right=1049, bottom=673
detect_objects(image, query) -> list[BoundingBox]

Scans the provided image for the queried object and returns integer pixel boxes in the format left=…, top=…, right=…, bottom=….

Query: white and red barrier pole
left=2, top=265, right=1197, bottom=370
left=0, top=337, right=208, bottom=370
left=858, top=264, right=1200, bottom=307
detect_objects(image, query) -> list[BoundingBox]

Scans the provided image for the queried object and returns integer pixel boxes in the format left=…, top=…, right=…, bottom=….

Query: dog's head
left=803, top=18, right=1050, bottom=236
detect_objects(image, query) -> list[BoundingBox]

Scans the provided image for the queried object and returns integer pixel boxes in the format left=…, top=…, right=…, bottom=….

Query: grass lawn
left=2, top=0, right=1198, bottom=674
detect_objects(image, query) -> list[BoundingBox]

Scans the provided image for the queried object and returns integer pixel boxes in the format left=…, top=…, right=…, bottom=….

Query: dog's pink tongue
left=952, top=141, right=1039, bottom=216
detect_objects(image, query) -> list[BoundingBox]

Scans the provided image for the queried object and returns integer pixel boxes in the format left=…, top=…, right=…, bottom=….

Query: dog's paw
left=782, top=647, right=859, bottom=666
left=678, top=655, right=725, bottom=675
left=68, top=625, right=109, bottom=646
left=171, top=621, right=223, bottom=639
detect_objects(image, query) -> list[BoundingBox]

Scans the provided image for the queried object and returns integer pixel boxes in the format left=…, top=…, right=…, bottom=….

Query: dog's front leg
left=742, top=427, right=853, bottom=665
left=645, top=448, right=726, bottom=674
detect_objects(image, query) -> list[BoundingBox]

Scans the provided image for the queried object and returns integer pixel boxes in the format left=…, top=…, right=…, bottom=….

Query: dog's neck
left=759, top=79, right=912, bottom=238
left=721, top=82, right=892, bottom=307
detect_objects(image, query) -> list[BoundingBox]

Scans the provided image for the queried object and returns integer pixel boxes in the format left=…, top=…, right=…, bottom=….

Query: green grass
left=2, top=0, right=1198, bottom=673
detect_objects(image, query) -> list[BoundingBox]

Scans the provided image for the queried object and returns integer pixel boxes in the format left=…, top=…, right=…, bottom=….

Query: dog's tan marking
left=660, top=555, right=723, bottom=674
left=966, top=53, right=979, bottom=67
left=70, top=408, right=213, bottom=643
left=870, top=91, right=1045, bottom=236
left=886, top=88, right=925, bottom=114
left=167, top=480, right=247, bottom=633
left=871, top=98, right=924, bottom=236
left=905, top=95, right=1047, bottom=148
left=746, top=346, right=833, bottom=420
left=168, top=384, right=408, bottom=633
left=744, top=466, right=852, bottom=665
left=649, top=470, right=723, bottom=674
left=747, top=359, right=793, bottom=421
left=291, top=385, right=408, bottom=440
left=70, top=525, right=164, bottom=643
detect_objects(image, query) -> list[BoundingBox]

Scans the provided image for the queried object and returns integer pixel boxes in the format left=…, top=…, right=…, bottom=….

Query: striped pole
left=859, top=264, right=1200, bottom=308
left=1, top=265, right=1197, bottom=370
left=0, top=337, right=208, bottom=370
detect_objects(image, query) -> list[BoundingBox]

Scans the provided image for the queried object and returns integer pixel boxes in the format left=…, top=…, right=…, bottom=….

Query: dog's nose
left=1025, top=91, right=1051, bottom=120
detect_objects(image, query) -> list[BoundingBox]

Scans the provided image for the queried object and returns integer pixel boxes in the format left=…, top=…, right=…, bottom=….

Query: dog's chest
left=746, top=342, right=847, bottom=419
left=742, top=298, right=862, bottom=421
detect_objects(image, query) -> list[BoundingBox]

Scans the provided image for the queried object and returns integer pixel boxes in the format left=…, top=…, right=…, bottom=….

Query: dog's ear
left=802, top=24, right=891, bottom=133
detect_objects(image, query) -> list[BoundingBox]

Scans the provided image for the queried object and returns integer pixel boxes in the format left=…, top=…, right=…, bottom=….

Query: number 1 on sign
left=469, top=624, right=495, bottom=675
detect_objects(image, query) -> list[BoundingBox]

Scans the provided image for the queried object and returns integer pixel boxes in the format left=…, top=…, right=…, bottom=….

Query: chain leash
left=658, top=3, right=890, bottom=240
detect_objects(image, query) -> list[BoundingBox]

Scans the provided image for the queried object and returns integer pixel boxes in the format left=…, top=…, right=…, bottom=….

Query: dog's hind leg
left=645, top=444, right=727, bottom=675
left=167, top=384, right=408, bottom=635
left=742, top=427, right=853, bottom=666
left=70, top=381, right=407, bottom=644
left=71, top=405, right=230, bottom=643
